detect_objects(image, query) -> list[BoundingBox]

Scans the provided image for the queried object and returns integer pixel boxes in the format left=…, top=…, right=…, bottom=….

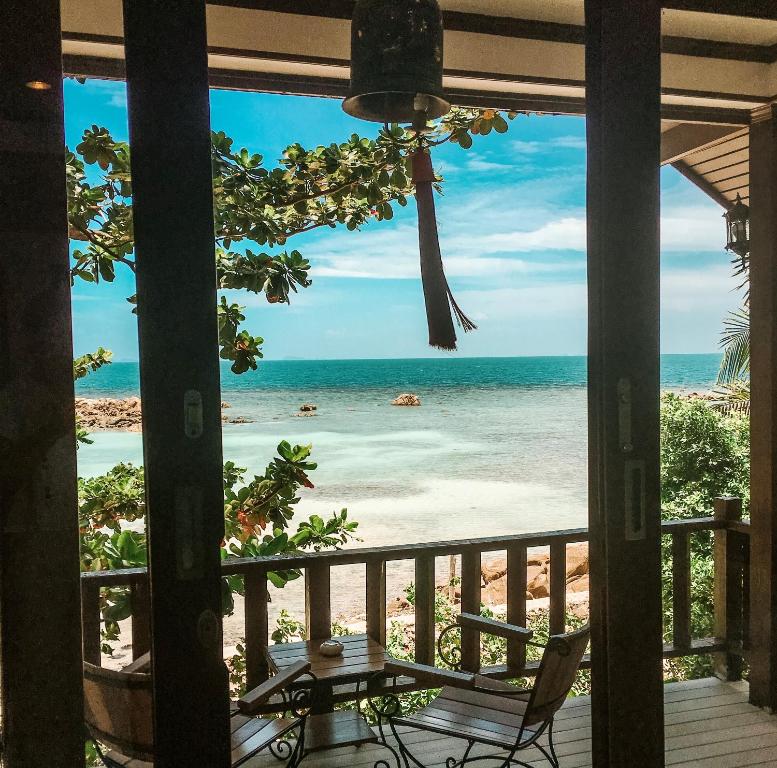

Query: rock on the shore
left=299, top=403, right=317, bottom=412
left=392, top=393, right=421, bottom=407
left=481, top=543, right=589, bottom=602
left=77, top=397, right=239, bottom=431
left=75, top=397, right=143, bottom=432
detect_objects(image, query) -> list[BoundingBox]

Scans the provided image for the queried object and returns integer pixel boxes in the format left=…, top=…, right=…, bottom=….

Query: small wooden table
left=265, top=634, right=390, bottom=756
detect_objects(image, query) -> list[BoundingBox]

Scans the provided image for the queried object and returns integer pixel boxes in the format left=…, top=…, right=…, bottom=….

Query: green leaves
left=292, top=509, right=359, bottom=552
left=217, top=297, right=264, bottom=374
left=717, top=307, right=750, bottom=385
left=68, top=107, right=521, bottom=375
left=73, top=347, right=113, bottom=381
left=79, top=442, right=359, bottom=652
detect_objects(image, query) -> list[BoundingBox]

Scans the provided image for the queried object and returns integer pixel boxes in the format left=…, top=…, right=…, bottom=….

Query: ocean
left=77, top=355, right=719, bottom=548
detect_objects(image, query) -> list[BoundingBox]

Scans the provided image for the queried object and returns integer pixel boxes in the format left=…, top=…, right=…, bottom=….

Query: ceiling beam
left=209, top=1, right=777, bottom=62
left=661, top=123, right=745, bottom=163
left=662, top=1, right=777, bottom=21
left=672, top=158, right=735, bottom=209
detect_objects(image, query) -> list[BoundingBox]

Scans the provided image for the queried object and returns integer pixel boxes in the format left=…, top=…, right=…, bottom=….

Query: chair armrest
left=237, top=660, right=312, bottom=716
left=384, top=660, right=475, bottom=690
left=457, top=613, right=533, bottom=643
left=122, top=652, right=151, bottom=674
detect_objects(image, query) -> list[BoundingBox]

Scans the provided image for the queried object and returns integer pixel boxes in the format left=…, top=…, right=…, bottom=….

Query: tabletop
left=265, top=633, right=389, bottom=685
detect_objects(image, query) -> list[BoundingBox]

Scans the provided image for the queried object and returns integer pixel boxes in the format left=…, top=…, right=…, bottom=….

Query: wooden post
left=244, top=571, right=270, bottom=689
left=366, top=560, right=387, bottom=646
left=748, top=105, right=777, bottom=711
left=460, top=550, right=481, bottom=672
left=549, top=542, right=567, bottom=636
left=713, top=496, right=744, bottom=681
left=414, top=555, right=436, bottom=665
left=0, top=2, right=84, bottom=765
left=122, top=0, right=230, bottom=763
left=671, top=532, right=692, bottom=651
left=305, top=563, right=332, bottom=640
left=585, top=1, right=664, bottom=765
left=81, top=580, right=103, bottom=666
left=131, top=579, right=152, bottom=660
left=506, top=544, right=528, bottom=672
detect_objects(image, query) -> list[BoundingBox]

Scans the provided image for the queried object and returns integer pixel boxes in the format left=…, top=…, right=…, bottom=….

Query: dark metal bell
left=343, top=0, right=451, bottom=124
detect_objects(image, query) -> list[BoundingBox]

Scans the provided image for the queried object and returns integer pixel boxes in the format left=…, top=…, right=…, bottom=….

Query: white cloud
left=511, top=135, right=587, bottom=154
left=85, top=80, right=127, bottom=109
left=465, top=156, right=520, bottom=173
left=551, top=136, right=587, bottom=149
left=661, top=264, right=744, bottom=313
left=458, top=283, right=587, bottom=319
left=661, top=206, right=727, bottom=252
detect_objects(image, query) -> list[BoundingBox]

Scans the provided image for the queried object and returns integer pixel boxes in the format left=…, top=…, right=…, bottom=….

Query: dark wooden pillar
left=749, top=105, right=777, bottom=711
left=0, top=2, right=84, bottom=765
left=585, top=1, right=665, bottom=765
left=123, top=1, right=231, bottom=764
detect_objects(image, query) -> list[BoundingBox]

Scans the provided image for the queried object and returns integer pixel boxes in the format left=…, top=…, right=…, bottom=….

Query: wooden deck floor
left=243, top=678, right=777, bottom=768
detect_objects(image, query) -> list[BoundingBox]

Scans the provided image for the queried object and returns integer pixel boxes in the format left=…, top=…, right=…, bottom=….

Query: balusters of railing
left=366, top=559, right=387, bottom=646
left=130, top=579, right=151, bottom=660
left=506, top=543, right=528, bottom=672
left=742, top=531, right=751, bottom=650
left=672, top=530, right=692, bottom=650
left=714, top=495, right=745, bottom=681
left=414, top=555, right=436, bottom=665
left=305, top=562, right=331, bottom=640
left=460, top=550, right=481, bottom=672
left=549, top=541, right=567, bottom=636
left=81, top=579, right=101, bottom=665
left=244, top=571, right=269, bottom=688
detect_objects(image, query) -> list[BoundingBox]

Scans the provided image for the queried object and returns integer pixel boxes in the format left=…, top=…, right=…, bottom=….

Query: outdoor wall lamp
left=724, top=193, right=750, bottom=261
left=342, top=0, right=451, bottom=127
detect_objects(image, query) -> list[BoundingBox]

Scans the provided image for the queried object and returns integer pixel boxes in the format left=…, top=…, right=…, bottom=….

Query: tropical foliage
left=67, top=108, right=518, bottom=373
left=78, top=448, right=358, bottom=649
left=717, top=237, right=750, bottom=391
left=659, top=393, right=749, bottom=680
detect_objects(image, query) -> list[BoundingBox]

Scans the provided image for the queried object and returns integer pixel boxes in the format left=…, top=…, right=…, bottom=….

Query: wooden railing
left=80, top=497, right=750, bottom=690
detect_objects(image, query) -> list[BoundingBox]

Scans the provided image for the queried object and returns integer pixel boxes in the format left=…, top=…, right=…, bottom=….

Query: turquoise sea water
left=77, top=355, right=719, bottom=548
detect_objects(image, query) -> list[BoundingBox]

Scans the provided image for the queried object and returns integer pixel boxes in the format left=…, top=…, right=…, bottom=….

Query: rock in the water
left=75, top=397, right=143, bottom=432
left=392, top=393, right=421, bottom=407
left=299, top=403, right=317, bottom=412
left=77, top=397, right=237, bottom=432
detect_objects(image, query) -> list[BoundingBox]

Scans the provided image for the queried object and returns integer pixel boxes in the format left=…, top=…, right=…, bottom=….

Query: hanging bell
left=343, top=0, right=451, bottom=125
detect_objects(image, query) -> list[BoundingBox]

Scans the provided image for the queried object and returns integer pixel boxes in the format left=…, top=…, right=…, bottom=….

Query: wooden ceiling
left=60, top=0, right=772, bottom=210
left=61, top=1, right=777, bottom=124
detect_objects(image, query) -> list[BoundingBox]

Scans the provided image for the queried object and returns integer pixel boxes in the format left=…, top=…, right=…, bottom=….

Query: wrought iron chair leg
left=373, top=728, right=403, bottom=768
left=547, top=719, right=560, bottom=768
left=532, top=719, right=560, bottom=768
left=387, top=717, right=428, bottom=768
left=285, top=718, right=308, bottom=768
left=268, top=735, right=296, bottom=763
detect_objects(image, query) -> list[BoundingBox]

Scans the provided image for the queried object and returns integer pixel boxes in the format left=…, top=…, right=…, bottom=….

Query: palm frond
left=730, top=253, right=750, bottom=305
left=713, top=378, right=750, bottom=402
left=717, top=308, right=750, bottom=384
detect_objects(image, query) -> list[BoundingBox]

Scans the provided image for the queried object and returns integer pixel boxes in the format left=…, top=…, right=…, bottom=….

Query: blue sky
left=65, top=79, right=743, bottom=361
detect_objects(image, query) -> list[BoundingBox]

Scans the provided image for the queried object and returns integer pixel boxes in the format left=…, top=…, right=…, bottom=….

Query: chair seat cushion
left=395, top=685, right=533, bottom=750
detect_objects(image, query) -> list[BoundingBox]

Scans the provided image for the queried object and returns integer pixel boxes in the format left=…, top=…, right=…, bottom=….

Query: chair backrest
left=523, top=624, right=590, bottom=728
left=83, top=662, right=154, bottom=761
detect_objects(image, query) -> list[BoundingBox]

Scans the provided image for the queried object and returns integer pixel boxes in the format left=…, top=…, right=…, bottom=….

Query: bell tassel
left=412, top=148, right=477, bottom=351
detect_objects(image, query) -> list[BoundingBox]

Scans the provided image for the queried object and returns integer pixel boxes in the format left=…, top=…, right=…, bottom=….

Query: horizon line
left=97, top=351, right=721, bottom=364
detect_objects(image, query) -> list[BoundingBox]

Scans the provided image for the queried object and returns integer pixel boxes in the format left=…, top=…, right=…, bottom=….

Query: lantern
left=342, top=0, right=451, bottom=125
left=724, top=193, right=750, bottom=259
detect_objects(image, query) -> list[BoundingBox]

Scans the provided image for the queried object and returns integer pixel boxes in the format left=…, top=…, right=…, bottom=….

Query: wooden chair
left=84, top=658, right=314, bottom=768
left=370, top=616, right=590, bottom=768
